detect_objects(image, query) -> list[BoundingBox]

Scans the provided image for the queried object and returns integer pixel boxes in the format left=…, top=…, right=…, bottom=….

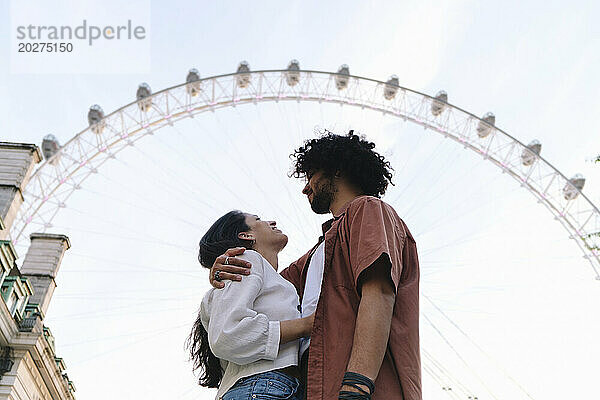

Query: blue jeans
left=222, top=370, right=303, bottom=400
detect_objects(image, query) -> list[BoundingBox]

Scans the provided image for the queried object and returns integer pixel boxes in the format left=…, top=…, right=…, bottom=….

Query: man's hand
left=280, top=312, right=315, bottom=344
left=209, top=247, right=252, bottom=289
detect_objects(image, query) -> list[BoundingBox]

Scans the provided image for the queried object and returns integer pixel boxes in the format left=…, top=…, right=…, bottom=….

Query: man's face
left=302, top=170, right=337, bottom=214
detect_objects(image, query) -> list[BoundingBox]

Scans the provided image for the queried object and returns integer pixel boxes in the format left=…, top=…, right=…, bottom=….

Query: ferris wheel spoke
left=55, top=204, right=201, bottom=257
left=183, top=101, right=308, bottom=235
left=50, top=292, right=199, bottom=322
left=51, top=222, right=196, bottom=253
left=135, top=131, right=244, bottom=212
left=57, top=269, right=201, bottom=296
left=207, top=110, right=313, bottom=238
left=413, top=173, right=524, bottom=237
left=122, top=143, right=246, bottom=223
left=402, top=145, right=477, bottom=220
left=94, top=167, right=216, bottom=224
left=422, top=312, right=501, bottom=400
left=157, top=119, right=252, bottom=201
left=78, top=181, right=207, bottom=234
left=423, top=294, right=537, bottom=400
left=249, top=102, right=313, bottom=230
left=60, top=322, right=192, bottom=348
left=388, top=137, right=450, bottom=208
left=423, top=349, right=473, bottom=399
left=69, top=322, right=189, bottom=367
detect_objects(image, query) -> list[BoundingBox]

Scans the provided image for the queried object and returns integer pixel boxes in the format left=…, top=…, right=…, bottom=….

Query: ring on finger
left=224, top=256, right=230, bottom=265
left=214, top=270, right=222, bottom=282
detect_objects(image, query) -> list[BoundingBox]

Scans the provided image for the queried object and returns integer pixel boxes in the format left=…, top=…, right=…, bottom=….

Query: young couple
left=187, top=131, right=422, bottom=400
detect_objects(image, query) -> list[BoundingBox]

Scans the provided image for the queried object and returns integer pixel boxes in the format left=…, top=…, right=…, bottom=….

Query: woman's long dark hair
left=186, top=210, right=254, bottom=388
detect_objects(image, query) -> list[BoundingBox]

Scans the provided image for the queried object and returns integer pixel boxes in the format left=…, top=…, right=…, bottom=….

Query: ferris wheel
left=10, top=61, right=600, bottom=399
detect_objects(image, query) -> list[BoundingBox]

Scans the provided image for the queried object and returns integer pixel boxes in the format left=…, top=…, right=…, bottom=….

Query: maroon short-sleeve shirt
left=281, top=195, right=422, bottom=400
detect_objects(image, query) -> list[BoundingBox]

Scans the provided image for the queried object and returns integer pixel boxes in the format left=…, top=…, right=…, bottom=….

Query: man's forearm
left=346, top=260, right=396, bottom=387
left=280, top=315, right=312, bottom=345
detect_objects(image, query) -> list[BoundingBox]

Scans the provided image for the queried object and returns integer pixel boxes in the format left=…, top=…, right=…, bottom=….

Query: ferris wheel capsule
left=285, top=59, right=300, bottom=87
left=563, top=174, right=585, bottom=200
left=335, top=64, right=350, bottom=90
left=42, top=134, right=60, bottom=165
left=477, top=112, right=495, bottom=138
left=431, top=90, right=448, bottom=116
left=136, top=83, right=152, bottom=112
left=186, top=68, right=202, bottom=97
left=383, top=75, right=399, bottom=100
left=236, top=61, right=251, bottom=88
left=521, top=139, right=541, bottom=166
left=88, top=104, right=106, bottom=134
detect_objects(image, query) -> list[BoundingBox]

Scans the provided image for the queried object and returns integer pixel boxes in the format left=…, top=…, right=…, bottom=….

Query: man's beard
left=310, top=179, right=336, bottom=214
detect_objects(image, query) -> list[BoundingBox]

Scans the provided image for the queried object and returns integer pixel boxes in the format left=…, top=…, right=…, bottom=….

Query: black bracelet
left=338, top=372, right=375, bottom=400
left=339, top=391, right=369, bottom=400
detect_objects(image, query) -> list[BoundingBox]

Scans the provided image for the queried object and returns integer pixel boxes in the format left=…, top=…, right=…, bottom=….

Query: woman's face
left=240, top=214, right=288, bottom=251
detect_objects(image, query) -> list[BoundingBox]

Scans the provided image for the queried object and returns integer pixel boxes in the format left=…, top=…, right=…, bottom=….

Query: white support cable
left=228, top=98, right=310, bottom=236
left=413, top=174, right=525, bottom=237
left=389, top=138, right=450, bottom=207
left=423, top=349, right=475, bottom=399
left=188, top=103, right=311, bottom=239
left=73, top=182, right=207, bottom=234
left=57, top=203, right=203, bottom=256
left=423, top=294, right=537, bottom=400
left=60, top=322, right=193, bottom=348
left=149, top=119, right=245, bottom=201
left=159, top=123, right=250, bottom=210
left=252, top=99, right=310, bottom=221
left=70, top=322, right=190, bottom=367
left=422, top=313, right=500, bottom=400
left=50, top=296, right=197, bottom=322
left=422, top=363, right=462, bottom=400
left=93, top=166, right=217, bottom=224
left=402, top=145, right=484, bottom=220
left=419, top=230, right=500, bottom=258
left=50, top=223, right=196, bottom=253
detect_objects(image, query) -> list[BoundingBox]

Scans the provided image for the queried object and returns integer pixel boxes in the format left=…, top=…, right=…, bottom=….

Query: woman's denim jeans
left=222, top=370, right=303, bottom=400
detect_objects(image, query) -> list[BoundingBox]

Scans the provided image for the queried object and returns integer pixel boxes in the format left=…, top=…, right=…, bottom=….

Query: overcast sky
left=2, top=1, right=600, bottom=399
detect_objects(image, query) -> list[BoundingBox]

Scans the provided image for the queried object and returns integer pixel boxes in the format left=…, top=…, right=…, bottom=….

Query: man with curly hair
left=210, top=131, right=421, bottom=400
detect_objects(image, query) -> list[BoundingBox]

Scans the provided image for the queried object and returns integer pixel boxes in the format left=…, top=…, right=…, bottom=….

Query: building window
left=6, top=292, right=18, bottom=316
left=15, top=296, right=26, bottom=317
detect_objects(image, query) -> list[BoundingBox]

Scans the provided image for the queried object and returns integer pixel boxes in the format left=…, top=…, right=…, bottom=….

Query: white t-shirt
left=299, top=241, right=326, bottom=357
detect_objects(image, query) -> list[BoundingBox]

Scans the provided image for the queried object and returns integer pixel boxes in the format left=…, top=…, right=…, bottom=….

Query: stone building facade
left=0, top=142, right=75, bottom=399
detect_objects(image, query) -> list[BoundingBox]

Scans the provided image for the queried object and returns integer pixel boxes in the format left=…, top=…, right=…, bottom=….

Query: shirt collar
left=321, top=219, right=334, bottom=235
left=320, top=196, right=366, bottom=234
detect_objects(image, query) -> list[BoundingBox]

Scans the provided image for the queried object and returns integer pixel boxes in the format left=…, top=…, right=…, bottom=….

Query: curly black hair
left=290, top=130, right=393, bottom=197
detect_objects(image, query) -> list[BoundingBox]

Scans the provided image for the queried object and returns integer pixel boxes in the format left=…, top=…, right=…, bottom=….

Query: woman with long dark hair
left=186, top=210, right=313, bottom=400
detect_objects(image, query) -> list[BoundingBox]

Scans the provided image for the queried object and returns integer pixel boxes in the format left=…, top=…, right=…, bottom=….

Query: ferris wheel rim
left=32, top=69, right=598, bottom=212
left=13, top=69, right=600, bottom=279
